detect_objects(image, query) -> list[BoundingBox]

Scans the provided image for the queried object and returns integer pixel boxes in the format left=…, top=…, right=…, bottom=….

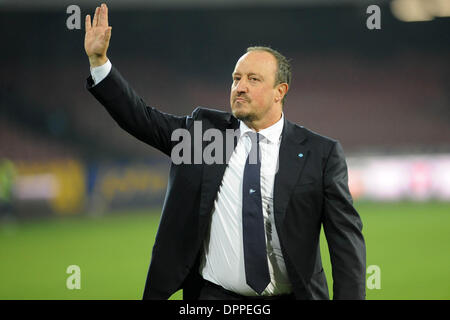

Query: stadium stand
left=2, top=52, right=449, bottom=161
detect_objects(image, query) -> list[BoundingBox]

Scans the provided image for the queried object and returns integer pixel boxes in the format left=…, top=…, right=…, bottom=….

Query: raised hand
left=85, top=3, right=112, bottom=67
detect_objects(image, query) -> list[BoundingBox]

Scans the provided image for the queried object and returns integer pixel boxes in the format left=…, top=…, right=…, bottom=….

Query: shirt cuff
left=90, top=59, right=112, bottom=85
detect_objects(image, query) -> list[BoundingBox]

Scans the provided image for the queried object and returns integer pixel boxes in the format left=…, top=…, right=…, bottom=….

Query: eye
left=250, top=77, right=259, bottom=82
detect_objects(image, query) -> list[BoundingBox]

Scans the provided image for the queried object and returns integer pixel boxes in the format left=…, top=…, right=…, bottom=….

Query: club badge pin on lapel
left=298, top=153, right=304, bottom=158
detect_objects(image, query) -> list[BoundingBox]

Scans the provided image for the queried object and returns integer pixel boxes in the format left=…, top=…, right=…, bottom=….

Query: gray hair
left=246, top=46, right=291, bottom=104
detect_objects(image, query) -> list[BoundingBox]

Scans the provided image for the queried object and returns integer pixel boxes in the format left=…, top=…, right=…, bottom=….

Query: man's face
left=230, top=51, right=279, bottom=123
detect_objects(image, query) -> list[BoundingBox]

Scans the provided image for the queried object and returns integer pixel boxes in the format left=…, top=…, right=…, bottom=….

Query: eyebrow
left=232, top=72, right=264, bottom=79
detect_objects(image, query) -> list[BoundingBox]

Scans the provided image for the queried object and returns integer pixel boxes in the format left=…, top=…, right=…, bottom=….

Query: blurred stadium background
left=0, top=0, right=449, bottom=300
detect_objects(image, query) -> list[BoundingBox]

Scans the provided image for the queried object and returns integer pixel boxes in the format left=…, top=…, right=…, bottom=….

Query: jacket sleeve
left=86, top=66, right=196, bottom=157
left=322, top=141, right=366, bottom=300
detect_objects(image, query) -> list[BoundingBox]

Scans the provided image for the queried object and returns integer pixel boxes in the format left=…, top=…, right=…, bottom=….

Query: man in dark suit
left=85, top=4, right=366, bottom=300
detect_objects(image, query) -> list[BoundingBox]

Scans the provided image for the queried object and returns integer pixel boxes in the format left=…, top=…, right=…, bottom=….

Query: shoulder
left=303, top=126, right=337, bottom=146
left=285, top=120, right=347, bottom=163
left=190, top=107, right=234, bottom=129
left=287, top=123, right=349, bottom=174
left=287, top=120, right=338, bottom=147
left=192, top=107, right=232, bottom=120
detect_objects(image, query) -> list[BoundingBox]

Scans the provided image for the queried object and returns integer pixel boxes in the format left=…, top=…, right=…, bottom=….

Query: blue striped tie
left=242, top=132, right=270, bottom=294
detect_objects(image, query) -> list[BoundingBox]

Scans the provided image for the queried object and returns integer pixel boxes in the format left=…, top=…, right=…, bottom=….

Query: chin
left=232, top=109, right=254, bottom=122
left=232, top=101, right=254, bottom=121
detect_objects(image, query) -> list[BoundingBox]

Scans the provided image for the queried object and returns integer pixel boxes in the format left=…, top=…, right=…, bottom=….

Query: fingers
left=93, top=6, right=99, bottom=27
left=99, top=3, right=109, bottom=27
left=85, top=14, right=91, bottom=32
left=89, top=4, right=109, bottom=29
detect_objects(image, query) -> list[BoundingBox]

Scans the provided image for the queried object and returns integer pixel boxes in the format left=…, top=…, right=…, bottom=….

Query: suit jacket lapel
left=198, top=114, right=240, bottom=220
left=273, top=119, right=309, bottom=229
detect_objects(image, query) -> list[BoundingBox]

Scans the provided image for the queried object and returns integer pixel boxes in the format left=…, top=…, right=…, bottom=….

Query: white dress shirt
left=90, top=61, right=292, bottom=296
left=90, top=59, right=112, bottom=85
left=200, top=115, right=292, bottom=296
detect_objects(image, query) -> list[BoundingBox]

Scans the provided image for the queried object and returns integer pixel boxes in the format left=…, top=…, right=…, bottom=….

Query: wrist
left=89, top=55, right=108, bottom=68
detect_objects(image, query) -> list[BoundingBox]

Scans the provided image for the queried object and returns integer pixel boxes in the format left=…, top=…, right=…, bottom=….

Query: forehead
left=233, top=51, right=277, bottom=77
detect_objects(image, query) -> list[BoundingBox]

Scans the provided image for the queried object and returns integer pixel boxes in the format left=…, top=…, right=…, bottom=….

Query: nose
left=235, top=78, right=248, bottom=94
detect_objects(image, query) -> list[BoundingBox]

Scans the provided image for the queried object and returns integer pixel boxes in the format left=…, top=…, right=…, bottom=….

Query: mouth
left=234, top=97, right=248, bottom=103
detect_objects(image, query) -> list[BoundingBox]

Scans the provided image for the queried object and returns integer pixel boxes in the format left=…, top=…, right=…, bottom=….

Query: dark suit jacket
left=87, top=66, right=366, bottom=300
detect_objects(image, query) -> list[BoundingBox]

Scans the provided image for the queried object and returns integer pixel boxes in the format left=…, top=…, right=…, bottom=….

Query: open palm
left=85, top=3, right=111, bottom=67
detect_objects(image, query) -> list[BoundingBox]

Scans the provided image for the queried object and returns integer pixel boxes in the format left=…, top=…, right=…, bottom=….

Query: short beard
left=232, top=109, right=257, bottom=123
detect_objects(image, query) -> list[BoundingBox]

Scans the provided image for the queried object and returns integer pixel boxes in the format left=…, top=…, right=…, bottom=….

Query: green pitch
left=0, top=201, right=449, bottom=300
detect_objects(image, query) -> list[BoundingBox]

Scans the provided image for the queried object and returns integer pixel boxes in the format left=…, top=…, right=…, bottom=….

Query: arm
left=84, top=4, right=192, bottom=156
left=87, top=65, right=192, bottom=156
left=322, top=141, right=366, bottom=300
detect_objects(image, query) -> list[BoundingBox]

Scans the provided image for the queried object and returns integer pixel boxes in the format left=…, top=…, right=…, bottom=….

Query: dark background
left=1, top=1, right=449, bottom=162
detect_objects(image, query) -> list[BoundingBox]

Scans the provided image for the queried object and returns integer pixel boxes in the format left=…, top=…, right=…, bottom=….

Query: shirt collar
left=239, top=113, right=284, bottom=144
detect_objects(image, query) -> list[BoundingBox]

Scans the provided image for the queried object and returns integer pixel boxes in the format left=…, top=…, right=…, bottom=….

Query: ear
left=275, top=83, right=289, bottom=102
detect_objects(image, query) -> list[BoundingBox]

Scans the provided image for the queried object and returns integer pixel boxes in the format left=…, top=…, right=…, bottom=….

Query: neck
left=244, top=110, right=282, bottom=132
